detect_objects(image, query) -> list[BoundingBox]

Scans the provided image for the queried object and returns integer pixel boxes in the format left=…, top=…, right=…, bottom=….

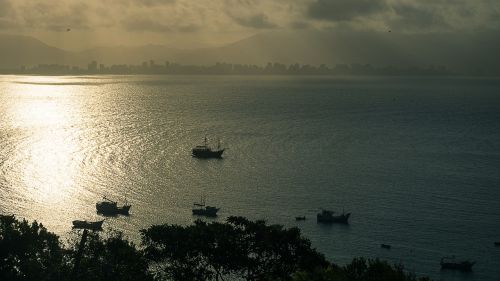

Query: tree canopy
left=141, top=216, right=327, bottom=281
left=1, top=214, right=433, bottom=281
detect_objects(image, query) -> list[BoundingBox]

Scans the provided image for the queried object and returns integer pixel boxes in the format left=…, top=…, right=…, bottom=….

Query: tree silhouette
left=2, top=215, right=434, bottom=281
left=0, top=215, right=66, bottom=281
left=69, top=230, right=153, bottom=281
left=141, top=216, right=327, bottom=281
left=292, top=258, right=432, bottom=281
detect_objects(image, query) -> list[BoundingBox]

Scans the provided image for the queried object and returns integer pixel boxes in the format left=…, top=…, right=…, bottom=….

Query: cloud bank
left=0, top=0, right=499, bottom=48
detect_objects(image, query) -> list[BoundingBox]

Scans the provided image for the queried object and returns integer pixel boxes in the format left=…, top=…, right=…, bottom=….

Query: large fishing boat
left=192, top=197, right=219, bottom=217
left=192, top=136, right=224, bottom=158
left=440, top=256, right=475, bottom=271
left=96, top=197, right=131, bottom=216
left=317, top=209, right=350, bottom=224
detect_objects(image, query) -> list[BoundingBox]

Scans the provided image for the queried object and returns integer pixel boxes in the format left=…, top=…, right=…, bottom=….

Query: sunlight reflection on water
left=1, top=75, right=499, bottom=281
left=1, top=76, right=90, bottom=229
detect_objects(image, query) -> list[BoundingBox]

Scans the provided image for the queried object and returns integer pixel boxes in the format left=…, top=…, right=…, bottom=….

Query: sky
left=1, top=0, right=500, bottom=50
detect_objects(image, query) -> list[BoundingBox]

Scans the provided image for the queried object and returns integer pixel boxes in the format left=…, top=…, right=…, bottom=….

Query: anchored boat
left=317, top=209, right=350, bottom=224
left=381, top=244, right=391, bottom=250
left=192, top=136, right=224, bottom=159
left=192, top=197, right=219, bottom=217
left=72, top=220, right=104, bottom=231
left=440, top=256, right=475, bottom=271
left=96, top=197, right=131, bottom=216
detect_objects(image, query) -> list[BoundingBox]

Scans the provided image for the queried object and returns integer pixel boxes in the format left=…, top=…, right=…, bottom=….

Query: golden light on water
left=3, top=77, right=84, bottom=222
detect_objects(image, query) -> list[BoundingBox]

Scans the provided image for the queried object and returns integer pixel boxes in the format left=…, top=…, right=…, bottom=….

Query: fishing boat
left=192, top=136, right=224, bottom=159
left=381, top=244, right=391, bottom=250
left=192, top=197, right=219, bottom=217
left=72, top=220, right=104, bottom=231
left=440, top=256, right=475, bottom=271
left=317, top=209, right=350, bottom=224
left=96, top=197, right=131, bottom=216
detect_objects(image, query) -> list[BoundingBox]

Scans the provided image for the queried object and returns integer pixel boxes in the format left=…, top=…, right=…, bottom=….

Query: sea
left=0, top=75, right=499, bottom=280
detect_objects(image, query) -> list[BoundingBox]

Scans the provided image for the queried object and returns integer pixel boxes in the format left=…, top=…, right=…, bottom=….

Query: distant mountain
left=1, top=31, right=500, bottom=74
left=182, top=30, right=500, bottom=73
left=0, top=34, right=71, bottom=68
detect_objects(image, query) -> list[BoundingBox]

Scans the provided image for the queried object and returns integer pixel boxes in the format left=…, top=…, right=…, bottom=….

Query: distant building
left=88, top=61, right=98, bottom=72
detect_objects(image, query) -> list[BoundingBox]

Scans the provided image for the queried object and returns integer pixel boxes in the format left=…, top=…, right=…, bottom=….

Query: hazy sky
left=1, top=0, right=499, bottom=50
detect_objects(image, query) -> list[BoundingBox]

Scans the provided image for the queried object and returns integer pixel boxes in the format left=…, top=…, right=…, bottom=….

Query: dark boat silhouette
left=192, top=197, right=219, bottom=217
left=494, top=242, right=500, bottom=246
left=381, top=244, right=391, bottom=249
left=192, top=136, right=224, bottom=159
left=295, top=216, right=306, bottom=221
left=317, top=209, right=350, bottom=224
left=440, top=256, right=475, bottom=271
left=72, top=220, right=104, bottom=231
left=96, top=197, right=131, bottom=216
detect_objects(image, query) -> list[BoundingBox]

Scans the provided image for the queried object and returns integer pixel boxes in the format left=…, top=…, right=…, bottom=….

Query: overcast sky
left=1, top=0, right=499, bottom=50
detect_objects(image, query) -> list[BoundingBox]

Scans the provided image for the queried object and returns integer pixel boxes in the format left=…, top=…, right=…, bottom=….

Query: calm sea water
left=0, top=75, right=499, bottom=280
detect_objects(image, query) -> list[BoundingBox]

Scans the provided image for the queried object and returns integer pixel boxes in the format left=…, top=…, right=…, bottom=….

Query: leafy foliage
left=0, top=215, right=152, bottom=281
left=0, top=215, right=66, bottom=281
left=72, top=231, right=153, bottom=281
left=2, top=215, right=433, bottom=281
left=141, top=216, right=327, bottom=281
left=292, top=258, right=432, bottom=281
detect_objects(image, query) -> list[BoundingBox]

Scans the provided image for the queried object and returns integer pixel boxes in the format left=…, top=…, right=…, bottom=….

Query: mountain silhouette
left=1, top=31, right=499, bottom=74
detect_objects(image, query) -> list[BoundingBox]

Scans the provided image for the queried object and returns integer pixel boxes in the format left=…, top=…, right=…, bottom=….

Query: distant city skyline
left=2, top=60, right=453, bottom=76
left=1, top=31, right=500, bottom=76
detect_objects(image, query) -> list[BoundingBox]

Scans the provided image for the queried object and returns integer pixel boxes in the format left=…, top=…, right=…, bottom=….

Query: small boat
left=192, top=136, right=225, bottom=159
left=192, top=197, right=219, bottom=217
left=96, top=197, right=131, bottom=216
left=494, top=242, right=500, bottom=246
left=440, top=256, right=475, bottom=271
left=295, top=216, right=306, bottom=221
left=317, top=209, right=350, bottom=224
left=381, top=244, right=391, bottom=249
left=72, top=220, right=104, bottom=231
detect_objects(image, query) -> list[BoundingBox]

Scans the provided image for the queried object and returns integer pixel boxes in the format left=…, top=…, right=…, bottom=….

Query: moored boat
left=381, top=244, right=391, bottom=249
left=192, top=137, right=224, bottom=159
left=192, top=197, right=219, bottom=217
left=440, top=256, right=475, bottom=271
left=295, top=216, right=306, bottom=221
left=72, top=220, right=104, bottom=231
left=96, top=197, right=131, bottom=216
left=317, top=209, right=350, bottom=224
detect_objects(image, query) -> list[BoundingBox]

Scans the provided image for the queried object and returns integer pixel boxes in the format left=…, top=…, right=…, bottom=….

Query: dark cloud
left=134, top=0, right=176, bottom=6
left=122, top=17, right=200, bottom=33
left=176, top=24, right=200, bottom=32
left=0, top=0, right=13, bottom=17
left=0, top=18, right=16, bottom=29
left=391, top=4, right=447, bottom=30
left=122, top=18, right=172, bottom=32
left=232, top=13, right=276, bottom=29
left=307, top=0, right=388, bottom=22
left=290, top=21, right=309, bottom=29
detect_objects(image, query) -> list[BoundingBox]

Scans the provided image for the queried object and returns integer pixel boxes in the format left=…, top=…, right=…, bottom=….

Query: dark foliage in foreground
left=0, top=215, right=152, bottom=281
left=0, top=215, right=66, bottom=281
left=141, top=216, right=328, bottom=280
left=1, top=214, right=433, bottom=281
left=71, top=231, right=153, bottom=281
left=293, top=258, right=432, bottom=281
